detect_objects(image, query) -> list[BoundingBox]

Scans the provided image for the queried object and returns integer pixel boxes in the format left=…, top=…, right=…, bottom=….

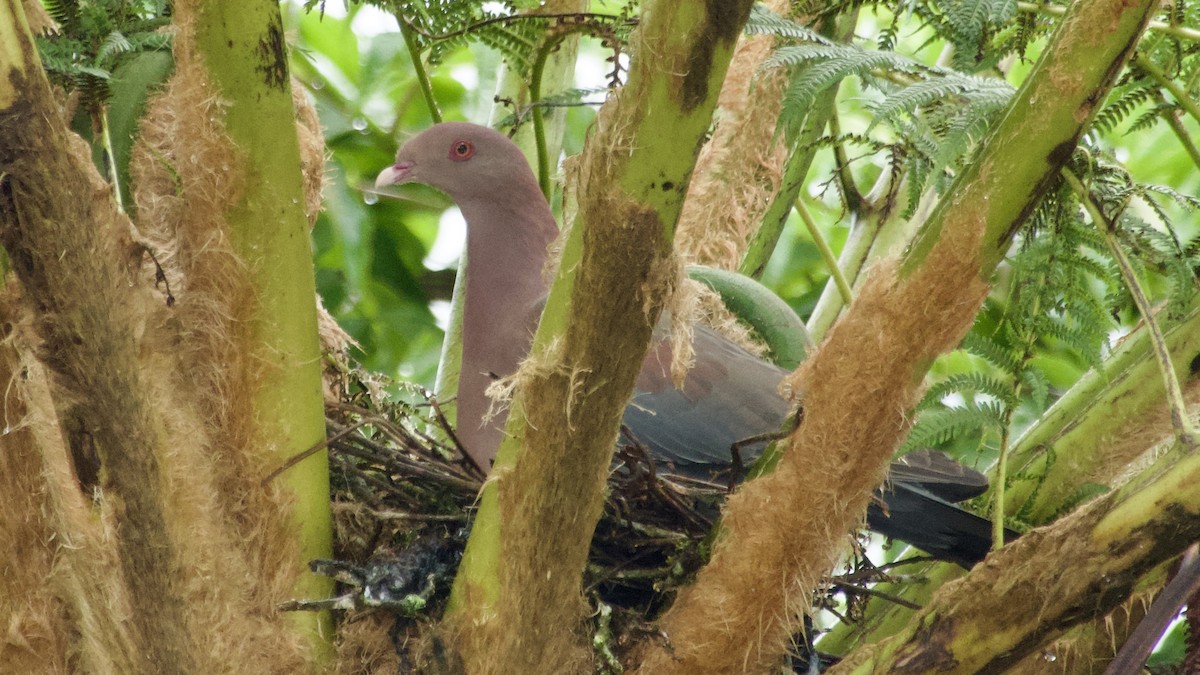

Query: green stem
left=397, top=14, right=442, bottom=123
left=804, top=208, right=886, bottom=344
left=1160, top=101, right=1200, bottom=171
left=828, top=111, right=862, bottom=212
left=99, top=108, right=125, bottom=214
left=738, top=11, right=854, bottom=279
left=796, top=198, right=852, bottom=304
left=1135, top=54, right=1200, bottom=128
left=739, top=90, right=839, bottom=278
left=1063, top=168, right=1199, bottom=446
left=993, top=422, right=1012, bottom=548
left=528, top=33, right=568, bottom=200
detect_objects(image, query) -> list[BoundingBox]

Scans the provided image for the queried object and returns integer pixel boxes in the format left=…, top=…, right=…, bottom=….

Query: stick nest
left=309, top=360, right=730, bottom=667
left=309, top=361, right=927, bottom=671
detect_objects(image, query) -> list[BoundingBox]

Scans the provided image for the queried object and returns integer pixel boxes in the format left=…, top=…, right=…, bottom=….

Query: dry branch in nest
left=295, top=363, right=941, bottom=670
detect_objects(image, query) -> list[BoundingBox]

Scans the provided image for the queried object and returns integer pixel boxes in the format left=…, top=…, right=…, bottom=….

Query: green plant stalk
left=828, top=110, right=863, bottom=211
left=1135, top=54, right=1200, bottom=128
left=1162, top=106, right=1200, bottom=171
left=1064, top=168, right=1199, bottom=445
left=431, top=254, right=466, bottom=427
left=797, top=197, right=852, bottom=304
left=397, top=14, right=442, bottom=124
left=442, top=0, right=582, bottom=609
left=527, top=27, right=580, bottom=200
left=99, top=107, right=125, bottom=213
left=737, top=11, right=854, bottom=280
left=190, top=0, right=333, bottom=655
left=833, top=445, right=1200, bottom=673
left=804, top=208, right=885, bottom=343
left=992, top=264, right=1047, bottom=548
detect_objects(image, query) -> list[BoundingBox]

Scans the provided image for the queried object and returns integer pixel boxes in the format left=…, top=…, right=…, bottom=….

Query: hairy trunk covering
left=0, top=1, right=328, bottom=670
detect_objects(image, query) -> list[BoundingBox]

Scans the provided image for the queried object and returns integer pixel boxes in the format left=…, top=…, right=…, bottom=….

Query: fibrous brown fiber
left=122, top=13, right=316, bottom=672
left=1, top=33, right=195, bottom=672
left=638, top=212, right=990, bottom=673
left=675, top=0, right=791, bottom=270
left=0, top=292, right=136, bottom=673
left=0, top=4, right=330, bottom=671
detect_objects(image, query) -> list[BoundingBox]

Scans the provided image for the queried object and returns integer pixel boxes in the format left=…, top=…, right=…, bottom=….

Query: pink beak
left=374, top=160, right=415, bottom=189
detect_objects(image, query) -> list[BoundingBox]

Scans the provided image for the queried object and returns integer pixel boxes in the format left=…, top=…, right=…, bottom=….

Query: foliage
left=38, top=0, right=171, bottom=114
left=749, top=3, right=1200, bottom=493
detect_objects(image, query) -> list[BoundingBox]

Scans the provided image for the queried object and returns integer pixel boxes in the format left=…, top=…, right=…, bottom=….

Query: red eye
left=449, top=140, right=474, bottom=161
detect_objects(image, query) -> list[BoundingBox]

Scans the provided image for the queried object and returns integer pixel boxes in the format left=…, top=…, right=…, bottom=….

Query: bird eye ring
left=449, top=140, right=475, bottom=161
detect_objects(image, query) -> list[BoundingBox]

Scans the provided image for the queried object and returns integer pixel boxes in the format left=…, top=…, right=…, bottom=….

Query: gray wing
left=887, top=449, right=990, bottom=503
left=616, top=316, right=1009, bottom=566
left=621, top=321, right=791, bottom=480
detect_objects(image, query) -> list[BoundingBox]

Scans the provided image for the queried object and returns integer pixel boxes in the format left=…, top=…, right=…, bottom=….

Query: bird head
left=374, top=122, right=535, bottom=205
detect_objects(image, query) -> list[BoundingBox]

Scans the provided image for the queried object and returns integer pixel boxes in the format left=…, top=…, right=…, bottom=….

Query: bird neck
left=454, top=197, right=558, bottom=468
left=459, top=198, right=558, bottom=310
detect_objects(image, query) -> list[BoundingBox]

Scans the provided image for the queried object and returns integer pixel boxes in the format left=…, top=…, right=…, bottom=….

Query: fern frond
left=901, top=404, right=1005, bottom=454
left=1021, top=367, right=1050, bottom=410
left=942, top=0, right=1018, bottom=70
left=1139, top=183, right=1200, bottom=212
left=870, top=72, right=1013, bottom=129
left=962, top=332, right=1021, bottom=373
left=98, top=31, right=133, bottom=61
left=918, top=372, right=1016, bottom=410
left=1092, top=84, right=1156, bottom=135
left=42, top=0, right=81, bottom=31
left=744, top=4, right=831, bottom=44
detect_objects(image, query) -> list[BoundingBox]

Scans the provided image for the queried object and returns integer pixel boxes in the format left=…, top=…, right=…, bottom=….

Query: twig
left=396, top=12, right=635, bottom=43
left=334, top=502, right=470, bottom=523
left=833, top=583, right=923, bottom=611
left=1135, top=54, right=1200, bottom=129
left=796, top=198, right=852, bottom=304
left=396, top=12, right=442, bottom=124
left=263, top=418, right=366, bottom=485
